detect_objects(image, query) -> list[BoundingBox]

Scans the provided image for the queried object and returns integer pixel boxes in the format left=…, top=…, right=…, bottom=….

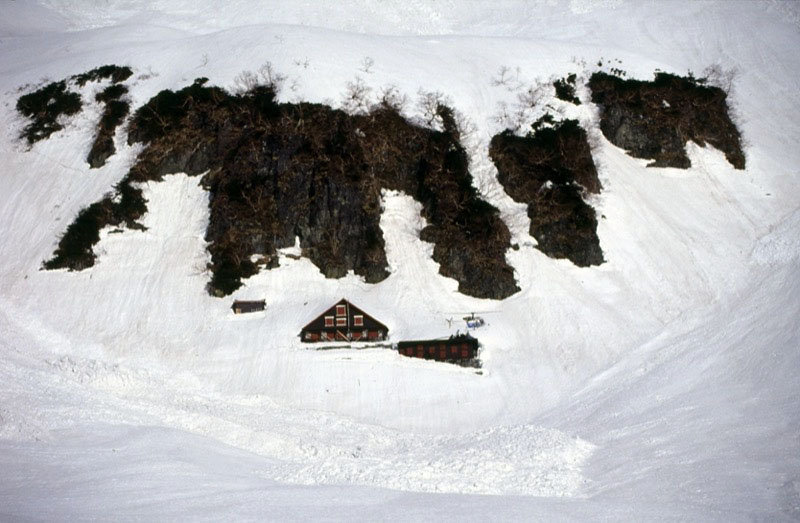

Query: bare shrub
left=341, top=76, right=372, bottom=114
left=491, top=65, right=512, bottom=87
left=491, top=65, right=523, bottom=91
left=374, top=84, right=408, bottom=113
left=233, top=62, right=286, bottom=96
left=493, top=82, right=550, bottom=133
left=702, top=63, right=739, bottom=95
left=518, top=84, right=545, bottom=109
left=493, top=101, right=511, bottom=128
left=360, top=56, right=375, bottom=74
left=232, top=70, right=259, bottom=94
left=416, top=89, right=450, bottom=129
left=455, top=109, right=477, bottom=141
left=258, top=62, right=286, bottom=92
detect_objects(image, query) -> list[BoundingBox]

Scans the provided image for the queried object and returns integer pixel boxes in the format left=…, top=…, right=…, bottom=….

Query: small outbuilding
left=397, top=333, right=479, bottom=364
left=231, top=299, right=266, bottom=314
left=300, top=298, right=388, bottom=343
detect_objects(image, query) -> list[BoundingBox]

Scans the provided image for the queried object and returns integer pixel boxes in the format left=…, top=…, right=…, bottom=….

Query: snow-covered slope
left=1, top=0, right=798, bottom=519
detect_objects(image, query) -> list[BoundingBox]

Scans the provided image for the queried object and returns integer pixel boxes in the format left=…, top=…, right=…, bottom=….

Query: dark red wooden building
left=231, top=299, right=266, bottom=314
left=397, top=334, right=479, bottom=364
left=300, top=299, right=389, bottom=342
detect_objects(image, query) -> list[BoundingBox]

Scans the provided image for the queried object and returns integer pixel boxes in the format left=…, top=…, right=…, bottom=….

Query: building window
left=353, top=315, right=363, bottom=327
left=336, top=317, right=347, bottom=327
left=336, top=304, right=346, bottom=316
left=324, top=316, right=334, bottom=327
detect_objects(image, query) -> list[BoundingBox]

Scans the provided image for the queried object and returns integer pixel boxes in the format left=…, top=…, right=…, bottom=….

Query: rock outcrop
left=490, top=119, right=604, bottom=267
left=87, top=84, right=130, bottom=168
left=41, top=76, right=519, bottom=300
left=589, top=71, right=745, bottom=169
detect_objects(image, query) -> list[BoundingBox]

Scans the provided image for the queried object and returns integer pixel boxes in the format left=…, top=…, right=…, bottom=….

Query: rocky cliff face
left=29, top=67, right=748, bottom=299
left=490, top=119, right=604, bottom=267
left=38, top=74, right=519, bottom=300
left=589, top=71, right=745, bottom=169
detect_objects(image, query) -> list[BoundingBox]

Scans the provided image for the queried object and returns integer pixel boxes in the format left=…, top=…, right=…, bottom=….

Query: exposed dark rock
left=16, top=66, right=134, bottom=159
left=589, top=71, right=745, bottom=169
left=16, top=80, right=82, bottom=145
left=45, top=77, right=519, bottom=300
left=73, top=65, right=133, bottom=87
left=357, top=105, right=519, bottom=299
left=490, top=119, right=604, bottom=267
left=43, top=200, right=112, bottom=271
left=554, top=73, right=580, bottom=105
left=42, top=175, right=147, bottom=271
left=87, top=85, right=130, bottom=168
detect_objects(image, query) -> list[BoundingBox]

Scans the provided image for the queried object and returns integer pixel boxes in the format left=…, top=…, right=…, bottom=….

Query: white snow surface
left=0, top=0, right=799, bottom=520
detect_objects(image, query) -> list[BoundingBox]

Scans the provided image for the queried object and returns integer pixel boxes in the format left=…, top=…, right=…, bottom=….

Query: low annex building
left=300, top=298, right=388, bottom=343
left=231, top=299, right=266, bottom=314
left=397, top=334, right=479, bottom=364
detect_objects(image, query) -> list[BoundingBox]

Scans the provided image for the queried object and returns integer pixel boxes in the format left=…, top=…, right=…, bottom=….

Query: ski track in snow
left=1, top=0, right=799, bottom=519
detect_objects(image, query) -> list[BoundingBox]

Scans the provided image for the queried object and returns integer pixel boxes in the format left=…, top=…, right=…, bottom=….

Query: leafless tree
left=232, top=70, right=259, bottom=94
left=259, top=62, right=286, bottom=92
left=232, top=62, right=286, bottom=96
left=360, top=56, right=375, bottom=74
left=416, top=89, right=450, bottom=129
left=491, top=65, right=512, bottom=87
left=341, top=76, right=373, bottom=114
left=702, top=63, right=739, bottom=95
left=374, top=84, right=408, bottom=113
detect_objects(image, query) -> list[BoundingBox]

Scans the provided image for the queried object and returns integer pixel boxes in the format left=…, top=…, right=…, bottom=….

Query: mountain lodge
left=300, top=298, right=389, bottom=342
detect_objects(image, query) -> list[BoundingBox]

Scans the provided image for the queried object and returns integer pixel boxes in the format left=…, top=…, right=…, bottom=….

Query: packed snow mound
left=1, top=0, right=799, bottom=519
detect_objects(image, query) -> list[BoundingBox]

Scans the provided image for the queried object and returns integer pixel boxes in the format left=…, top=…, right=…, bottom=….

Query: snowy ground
left=0, top=0, right=799, bottom=520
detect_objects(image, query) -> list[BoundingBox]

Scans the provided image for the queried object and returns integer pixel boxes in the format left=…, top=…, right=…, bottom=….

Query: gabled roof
left=301, top=298, right=388, bottom=332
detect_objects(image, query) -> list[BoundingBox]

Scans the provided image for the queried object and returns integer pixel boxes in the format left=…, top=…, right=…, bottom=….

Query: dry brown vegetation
left=87, top=84, right=130, bottom=168
left=16, top=80, right=82, bottom=145
left=16, top=65, right=133, bottom=150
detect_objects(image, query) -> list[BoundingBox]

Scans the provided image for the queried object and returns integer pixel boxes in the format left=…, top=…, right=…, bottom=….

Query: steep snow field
left=1, top=0, right=799, bottom=519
